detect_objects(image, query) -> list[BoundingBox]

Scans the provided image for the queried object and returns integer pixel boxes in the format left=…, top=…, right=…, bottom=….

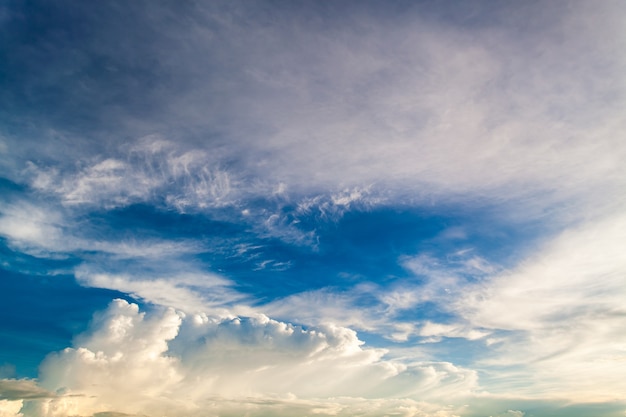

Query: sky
left=1, top=1, right=625, bottom=416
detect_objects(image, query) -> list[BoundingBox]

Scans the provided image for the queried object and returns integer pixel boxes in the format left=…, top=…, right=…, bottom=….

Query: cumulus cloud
left=0, top=401, right=23, bottom=417
left=21, top=299, right=477, bottom=417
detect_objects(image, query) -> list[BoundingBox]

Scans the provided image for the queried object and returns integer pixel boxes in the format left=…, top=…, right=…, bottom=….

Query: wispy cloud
left=0, top=198, right=203, bottom=260
left=4, top=1, right=624, bottom=222
left=451, top=211, right=626, bottom=401
left=74, top=268, right=244, bottom=315
left=25, top=136, right=237, bottom=210
left=264, top=251, right=498, bottom=342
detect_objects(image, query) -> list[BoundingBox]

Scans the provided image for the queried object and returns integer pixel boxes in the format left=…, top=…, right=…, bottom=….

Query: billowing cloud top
left=1, top=1, right=626, bottom=417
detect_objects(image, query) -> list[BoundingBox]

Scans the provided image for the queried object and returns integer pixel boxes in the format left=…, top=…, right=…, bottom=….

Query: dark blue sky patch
left=316, top=208, right=446, bottom=271
left=193, top=204, right=547, bottom=303
left=0, top=177, right=26, bottom=194
left=85, top=204, right=247, bottom=241
left=0, top=238, right=79, bottom=276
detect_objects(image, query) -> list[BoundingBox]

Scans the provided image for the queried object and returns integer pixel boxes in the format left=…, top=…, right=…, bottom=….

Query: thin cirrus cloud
left=25, top=136, right=237, bottom=210
left=1, top=1, right=626, bottom=417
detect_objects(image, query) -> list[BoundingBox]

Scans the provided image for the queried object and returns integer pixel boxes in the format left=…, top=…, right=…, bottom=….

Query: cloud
left=417, top=322, right=488, bottom=343
left=2, top=2, right=626, bottom=415
left=0, top=380, right=51, bottom=417
left=221, top=1, right=626, bottom=221
left=25, top=136, right=237, bottom=211
left=500, top=411, right=524, bottom=417
left=0, top=400, right=23, bottom=417
left=23, top=299, right=477, bottom=417
left=0, top=380, right=54, bottom=401
left=0, top=195, right=246, bottom=315
left=263, top=251, right=497, bottom=343
left=265, top=210, right=626, bottom=401
left=2, top=1, right=624, bottom=224
left=0, top=197, right=204, bottom=261
left=451, top=211, right=626, bottom=400
left=74, top=268, right=245, bottom=315
left=0, top=202, right=66, bottom=258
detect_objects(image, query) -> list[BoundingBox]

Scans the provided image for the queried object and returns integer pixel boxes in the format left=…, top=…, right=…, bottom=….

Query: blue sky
left=1, top=1, right=626, bottom=416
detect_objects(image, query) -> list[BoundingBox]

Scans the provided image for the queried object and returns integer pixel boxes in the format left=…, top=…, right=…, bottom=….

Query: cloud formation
left=25, top=136, right=237, bottom=211
left=0, top=380, right=54, bottom=401
left=24, top=299, right=475, bottom=417
left=454, top=211, right=626, bottom=401
left=3, top=1, right=625, bottom=221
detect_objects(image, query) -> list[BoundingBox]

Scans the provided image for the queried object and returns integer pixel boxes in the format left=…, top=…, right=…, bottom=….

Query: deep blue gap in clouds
left=210, top=205, right=541, bottom=301
left=91, top=203, right=543, bottom=302
left=87, top=203, right=247, bottom=240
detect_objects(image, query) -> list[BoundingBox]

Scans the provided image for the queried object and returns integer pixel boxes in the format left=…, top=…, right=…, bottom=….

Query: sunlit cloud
left=24, top=299, right=476, bottom=417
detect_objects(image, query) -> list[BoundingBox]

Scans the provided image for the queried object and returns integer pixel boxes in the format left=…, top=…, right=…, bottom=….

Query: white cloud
left=0, top=202, right=66, bottom=257
left=452, top=212, right=626, bottom=400
left=263, top=286, right=386, bottom=336
left=418, top=322, right=488, bottom=342
left=217, top=2, right=626, bottom=223
left=5, top=1, right=622, bottom=226
left=263, top=276, right=489, bottom=344
left=74, top=267, right=245, bottom=315
left=262, top=245, right=496, bottom=337
left=24, top=299, right=477, bottom=417
left=26, top=135, right=238, bottom=211
left=459, top=212, right=626, bottom=331
left=0, top=199, right=203, bottom=261
left=264, top=210, right=626, bottom=401
left=32, top=300, right=184, bottom=417
left=0, top=401, right=22, bottom=417
left=502, top=411, right=524, bottom=417
left=0, top=379, right=54, bottom=417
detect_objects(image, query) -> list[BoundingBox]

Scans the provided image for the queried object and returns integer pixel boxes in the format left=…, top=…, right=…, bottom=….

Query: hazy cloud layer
left=3, top=1, right=625, bottom=218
